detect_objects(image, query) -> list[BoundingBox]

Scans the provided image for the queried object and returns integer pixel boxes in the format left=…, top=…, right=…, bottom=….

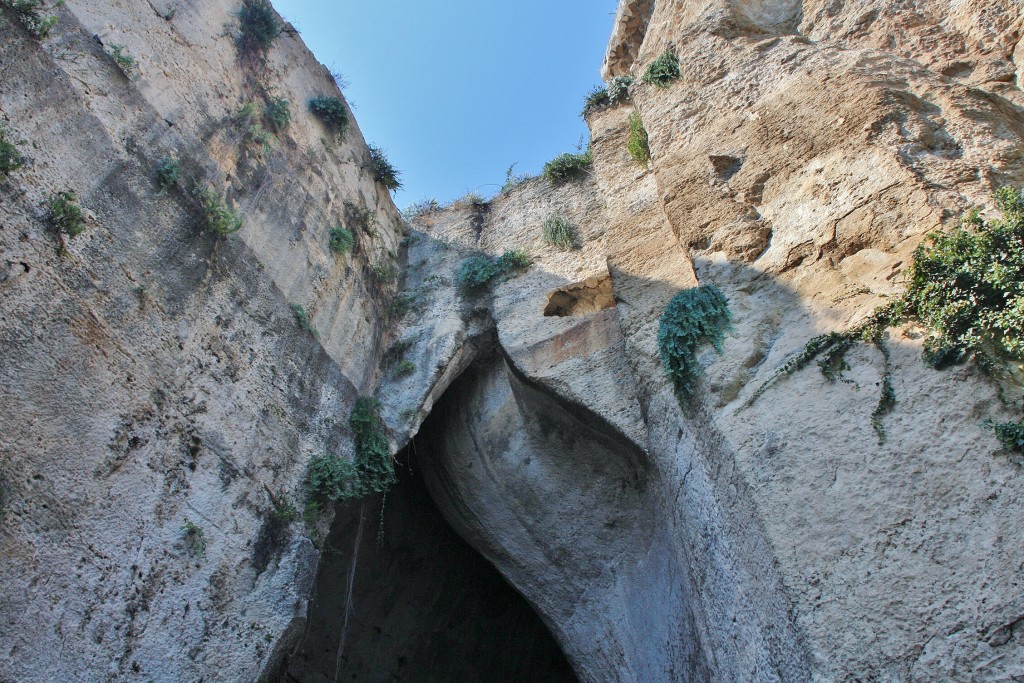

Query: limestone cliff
left=1, top=0, right=1023, bottom=682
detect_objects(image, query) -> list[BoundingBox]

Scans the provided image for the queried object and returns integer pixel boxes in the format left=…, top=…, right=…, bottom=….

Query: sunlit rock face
left=2, top=0, right=1024, bottom=681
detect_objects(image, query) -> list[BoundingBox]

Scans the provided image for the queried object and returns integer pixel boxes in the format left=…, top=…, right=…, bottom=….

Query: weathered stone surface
left=0, top=2, right=401, bottom=680
left=2, top=0, right=1024, bottom=681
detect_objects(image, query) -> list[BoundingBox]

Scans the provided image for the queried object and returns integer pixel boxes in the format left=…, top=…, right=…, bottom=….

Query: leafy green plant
left=394, top=360, right=416, bottom=377
left=2, top=0, right=62, bottom=39
left=643, top=49, right=680, bottom=87
left=264, top=97, right=291, bottom=133
left=328, top=226, right=353, bottom=255
left=47, top=191, right=85, bottom=237
left=542, top=215, right=576, bottom=250
left=993, top=419, right=1024, bottom=454
left=290, top=303, right=318, bottom=338
left=453, top=190, right=487, bottom=209
left=898, top=186, right=1024, bottom=369
left=606, top=76, right=634, bottom=104
left=583, top=76, right=635, bottom=116
left=382, top=337, right=415, bottom=368
left=156, top=156, right=180, bottom=192
left=746, top=186, right=1024, bottom=445
left=308, top=96, right=348, bottom=140
left=658, top=285, right=731, bottom=403
left=305, top=454, right=357, bottom=504
left=543, top=150, right=592, bottom=185
left=306, top=398, right=396, bottom=506
left=108, top=43, right=136, bottom=78
left=744, top=306, right=895, bottom=439
left=199, top=187, right=242, bottom=236
left=0, top=125, right=25, bottom=178
left=181, top=519, right=207, bottom=556
left=582, top=86, right=610, bottom=116
left=348, top=397, right=395, bottom=492
left=456, top=249, right=531, bottom=293
left=627, top=111, right=651, bottom=165
left=236, top=0, right=281, bottom=58
left=368, top=145, right=401, bottom=191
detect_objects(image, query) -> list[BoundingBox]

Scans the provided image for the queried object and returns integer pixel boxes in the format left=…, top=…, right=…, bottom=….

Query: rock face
left=1, top=0, right=1024, bottom=681
left=0, top=2, right=403, bottom=680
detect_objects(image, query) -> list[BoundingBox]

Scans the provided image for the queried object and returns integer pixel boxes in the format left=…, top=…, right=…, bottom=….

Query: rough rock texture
left=385, top=1, right=1024, bottom=681
left=0, top=2, right=403, bottom=680
left=3, top=0, right=1024, bottom=681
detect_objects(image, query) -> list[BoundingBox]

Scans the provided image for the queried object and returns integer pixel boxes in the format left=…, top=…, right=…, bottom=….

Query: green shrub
left=181, top=519, right=207, bottom=556
left=2, top=0, right=62, bottom=39
left=993, top=419, right=1024, bottom=454
left=745, top=186, right=1024, bottom=446
left=302, top=398, right=396, bottom=507
left=658, top=285, right=731, bottom=403
left=457, top=249, right=531, bottom=292
left=395, top=360, right=416, bottom=376
left=643, top=49, right=680, bottom=87
left=199, top=187, right=242, bottom=236
left=290, top=303, right=318, bottom=338
left=308, top=96, right=348, bottom=140
left=368, top=145, right=401, bottom=191
left=0, top=125, right=25, bottom=178
left=47, top=191, right=85, bottom=237
left=328, top=226, right=353, bottom=255
left=499, top=249, right=531, bottom=270
left=306, top=454, right=358, bottom=503
left=237, top=0, right=280, bottom=57
left=898, top=186, right=1024, bottom=369
left=156, top=156, right=180, bottom=192
left=457, top=255, right=501, bottom=292
left=455, top=190, right=487, bottom=208
left=543, top=150, right=592, bottom=185
left=606, top=76, right=634, bottom=104
left=582, top=75, right=636, bottom=117
left=108, top=43, right=136, bottom=78
left=542, top=215, right=576, bottom=250
left=264, top=97, right=291, bottom=133
left=627, top=111, right=651, bottom=165
left=582, top=86, right=610, bottom=116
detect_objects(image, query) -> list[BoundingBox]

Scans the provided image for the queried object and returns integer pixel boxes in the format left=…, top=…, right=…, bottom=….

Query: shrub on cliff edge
left=237, top=0, right=281, bottom=58
left=542, top=150, right=592, bottom=185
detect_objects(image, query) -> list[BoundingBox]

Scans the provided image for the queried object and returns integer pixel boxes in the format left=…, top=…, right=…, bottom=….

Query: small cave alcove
left=276, top=431, right=578, bottom=683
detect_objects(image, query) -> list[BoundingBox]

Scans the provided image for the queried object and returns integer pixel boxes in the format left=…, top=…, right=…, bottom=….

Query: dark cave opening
left=278, top=423, right=578, bottom=683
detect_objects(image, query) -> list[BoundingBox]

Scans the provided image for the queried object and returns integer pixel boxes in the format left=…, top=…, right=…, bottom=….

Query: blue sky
left=272, top=0, right=620, bottom=209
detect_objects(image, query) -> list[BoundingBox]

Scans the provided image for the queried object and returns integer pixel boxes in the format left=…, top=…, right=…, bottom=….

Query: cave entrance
left=278, top=432, right=578, bottom=683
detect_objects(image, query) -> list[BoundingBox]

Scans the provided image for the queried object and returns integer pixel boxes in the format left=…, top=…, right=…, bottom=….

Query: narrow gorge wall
left=2, top=0, right=1024, bottom=681
left=0, top=1, right=403, bottom=680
